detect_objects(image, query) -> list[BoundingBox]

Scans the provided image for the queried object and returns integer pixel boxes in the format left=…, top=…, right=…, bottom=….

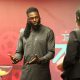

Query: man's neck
left=31, top=24, right=41, bottom=31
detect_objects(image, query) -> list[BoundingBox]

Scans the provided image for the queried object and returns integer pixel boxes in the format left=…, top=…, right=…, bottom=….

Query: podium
left=0, top=66, right=12, bottom=80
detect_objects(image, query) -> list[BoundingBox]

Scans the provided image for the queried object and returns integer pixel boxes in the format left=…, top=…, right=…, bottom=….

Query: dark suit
left=14, top=24, right=55, bottom=80
left=62, top=30, right=80, bottom=80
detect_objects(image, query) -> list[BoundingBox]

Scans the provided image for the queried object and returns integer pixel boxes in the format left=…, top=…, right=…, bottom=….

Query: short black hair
left=26, top=7, right=39, bottom=14
left=76, top=8, right=80, bottom=23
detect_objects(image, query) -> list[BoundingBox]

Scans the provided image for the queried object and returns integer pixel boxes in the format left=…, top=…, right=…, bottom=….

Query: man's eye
left=29, top=17, right=39, bottom=20
left=29, top=17, right=33, bottom=20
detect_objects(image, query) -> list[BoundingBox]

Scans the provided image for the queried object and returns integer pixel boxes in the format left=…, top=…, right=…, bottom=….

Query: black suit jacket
left=62, top=30, right=80, bottom=79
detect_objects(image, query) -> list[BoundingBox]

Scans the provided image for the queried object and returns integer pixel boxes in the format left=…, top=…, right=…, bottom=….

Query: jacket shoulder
left=74, top=30, right=80, bottom=41
left=19, top=28, right=25, bottom=38
left=41, top=24, right=54, bottom=33
left=69, top=30, right=80, bottom=41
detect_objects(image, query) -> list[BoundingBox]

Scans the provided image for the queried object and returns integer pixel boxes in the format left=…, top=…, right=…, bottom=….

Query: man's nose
left=33, top=18, right=36, bottom=21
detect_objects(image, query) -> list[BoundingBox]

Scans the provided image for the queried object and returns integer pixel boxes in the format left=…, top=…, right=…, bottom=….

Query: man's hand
left=8, top=54, right=19, bottom=64
left=26, top=54, right=40, bottom=64
left=57, top=63, right=63, bottom=72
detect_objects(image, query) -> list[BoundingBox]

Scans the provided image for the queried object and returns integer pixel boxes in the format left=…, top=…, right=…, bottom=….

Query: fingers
left=12, top=59, right=19, bottom=64
left=24, top=54, right=40, bottom=65
left=8, top=54, right=14, bottom=60
left=28, top=57, right=36, bottom=64
left=57, top=63, right=63, bottom=72
left=8, top=54, right=19, bottom=64
left=8, top=54, right=15, bottom=64
left=27, top=54, right=39, bottom=64
left=25, top=57, right=37, bottom=65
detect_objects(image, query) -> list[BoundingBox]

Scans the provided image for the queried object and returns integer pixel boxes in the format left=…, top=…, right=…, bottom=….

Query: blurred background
left=0, top=0, right=80, bottom=80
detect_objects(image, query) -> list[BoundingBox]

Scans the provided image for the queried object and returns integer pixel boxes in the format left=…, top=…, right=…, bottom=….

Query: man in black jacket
left=62, top=8, right=80, bottom=80
left=9, top=7, right=55, bottom=80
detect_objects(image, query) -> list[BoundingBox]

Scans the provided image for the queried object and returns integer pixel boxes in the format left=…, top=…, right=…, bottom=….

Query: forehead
left=27, top=12, right=39, bottom=17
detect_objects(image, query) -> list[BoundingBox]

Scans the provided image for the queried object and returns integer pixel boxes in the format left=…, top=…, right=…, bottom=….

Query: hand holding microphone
left=26, top=54, right=40, bottom=65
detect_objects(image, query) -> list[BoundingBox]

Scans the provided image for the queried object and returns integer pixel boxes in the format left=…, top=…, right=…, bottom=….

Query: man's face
left=27, top=12, right=40, bottom=27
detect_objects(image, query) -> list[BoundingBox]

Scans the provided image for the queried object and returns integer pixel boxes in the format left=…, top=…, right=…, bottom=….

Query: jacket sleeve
left=40, top=30, right=55, bottom=63
left=63, top=31, right=78, bottom=70
left=14, top=28, right=24, bottom=61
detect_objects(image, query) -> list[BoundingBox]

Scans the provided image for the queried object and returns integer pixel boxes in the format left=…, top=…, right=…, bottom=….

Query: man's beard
left=29, top=19, right=41, bottom=31
left=24, top=19, right=41, bottom=39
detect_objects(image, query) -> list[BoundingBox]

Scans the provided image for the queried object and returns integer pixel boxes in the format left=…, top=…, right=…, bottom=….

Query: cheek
left=36, top=19, right=39, bottom=22
left=28, top=20, right=34, bottom=23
